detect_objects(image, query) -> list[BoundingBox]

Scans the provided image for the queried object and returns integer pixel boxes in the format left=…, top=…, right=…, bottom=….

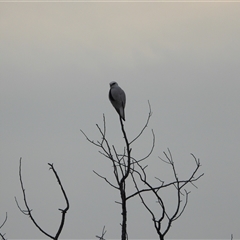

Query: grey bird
left=109, top=81, right=126, bottom=121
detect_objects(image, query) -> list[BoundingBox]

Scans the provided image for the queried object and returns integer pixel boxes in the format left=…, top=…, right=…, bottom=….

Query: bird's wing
left=109, top=86, right=126, bottom=120
left=109, top=87, right=123, bottom=103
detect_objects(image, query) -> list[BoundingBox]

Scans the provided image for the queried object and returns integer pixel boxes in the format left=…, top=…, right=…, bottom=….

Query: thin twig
left=93, top=170, right=119, bottom=189
left=0, top=212, right=7, bottom=240
left=96, top=225, right=107, bottom=240
left=0, top=213, right=7, bottom=230
left=129, top=100, right=152, bottom=145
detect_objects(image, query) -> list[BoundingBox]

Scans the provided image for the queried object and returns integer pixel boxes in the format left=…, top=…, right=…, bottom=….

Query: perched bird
left=109, top=81, right=126, bottom=121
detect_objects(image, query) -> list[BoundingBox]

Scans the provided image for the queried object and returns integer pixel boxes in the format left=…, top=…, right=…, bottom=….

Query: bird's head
left=109, top=81, right=118, bottom=88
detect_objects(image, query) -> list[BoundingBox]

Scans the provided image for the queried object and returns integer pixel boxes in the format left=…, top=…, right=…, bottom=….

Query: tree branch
left=129, top=100, right=152, bottom=145
left=129, top=149, right=203, bottom=240
left=93, top=170, right=119, bottom=190
left=96, top=225, right=107, bottom=240
left=0, top=213, right=7, bottom=240
left=48, top=163, right=70, bottom=239
left=15, top=158, right=69, bottom=240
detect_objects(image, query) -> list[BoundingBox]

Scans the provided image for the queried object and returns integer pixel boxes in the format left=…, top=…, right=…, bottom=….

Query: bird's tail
left=119, top=107, right=125, bottom=121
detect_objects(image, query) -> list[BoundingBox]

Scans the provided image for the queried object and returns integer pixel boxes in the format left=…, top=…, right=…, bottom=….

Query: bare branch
left=15, top=158, right=54, bottom=239
left=15, top=158, right=69, bottom=240
left=0, top=213, right=7, bottom=240
left=119, top=117, right=132, bottom=184
left=131, top=129, right=155, bottom=165
left=48, top=163, right=70, bottom=239
left=0, top=213, right=7, bottom=230
left=118, top=116, right=131, bottom=240
left=128, top=149, right=203, bottom=240
left=172, top=189, right=190, bottom=221
left=96, top=226, right=107, bottom=240
left=80, top=129, right=101, bottom=148
left=93, top=170, right=119, bottom=190
left=0, top=232, right=6, bottom=240
left=129, top=100, right=152, bottom=145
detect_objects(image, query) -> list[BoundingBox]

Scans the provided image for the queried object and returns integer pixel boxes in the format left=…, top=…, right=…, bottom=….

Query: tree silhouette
left=81, top=102, right=203, bottom=240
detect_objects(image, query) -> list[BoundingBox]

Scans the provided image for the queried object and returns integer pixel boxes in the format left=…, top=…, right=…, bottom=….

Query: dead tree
left=0, top=212, right=7, bottom=240
left=81, top=102, right=203, bottom=240
left=15, top=158, right=69, bottom=240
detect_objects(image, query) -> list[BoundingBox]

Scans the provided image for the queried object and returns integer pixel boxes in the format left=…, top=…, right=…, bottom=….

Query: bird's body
left=109, top=81, right=126, bottom=121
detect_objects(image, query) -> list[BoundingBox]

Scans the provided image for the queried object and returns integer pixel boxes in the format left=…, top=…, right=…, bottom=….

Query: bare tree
left=81, top=103, right=154, bottom=240
left=0, top=212, right=7, bottom=240
left=15, top=158, right=69, bottom=240
left=81, top=102, right=203, bottom=240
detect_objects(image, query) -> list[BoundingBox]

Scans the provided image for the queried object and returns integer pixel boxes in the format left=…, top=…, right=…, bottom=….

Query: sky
left=1, top=1, right=240, bottom=239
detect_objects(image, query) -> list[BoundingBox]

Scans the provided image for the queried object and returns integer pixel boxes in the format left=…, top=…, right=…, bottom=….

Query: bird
left=109, top=81, right=126, bottom=121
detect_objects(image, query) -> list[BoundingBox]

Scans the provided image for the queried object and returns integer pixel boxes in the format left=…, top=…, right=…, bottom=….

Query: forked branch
left=15, top=158, right=69, bottom=240
left=96, top=226, right=107, bottom=240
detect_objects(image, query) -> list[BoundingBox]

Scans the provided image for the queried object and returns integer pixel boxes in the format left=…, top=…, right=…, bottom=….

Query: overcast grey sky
left=1, top=2, right=240, bottom=239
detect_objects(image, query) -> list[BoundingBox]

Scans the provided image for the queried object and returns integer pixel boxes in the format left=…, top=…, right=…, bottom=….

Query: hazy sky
left=1, top=1, right=240, bottom=239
